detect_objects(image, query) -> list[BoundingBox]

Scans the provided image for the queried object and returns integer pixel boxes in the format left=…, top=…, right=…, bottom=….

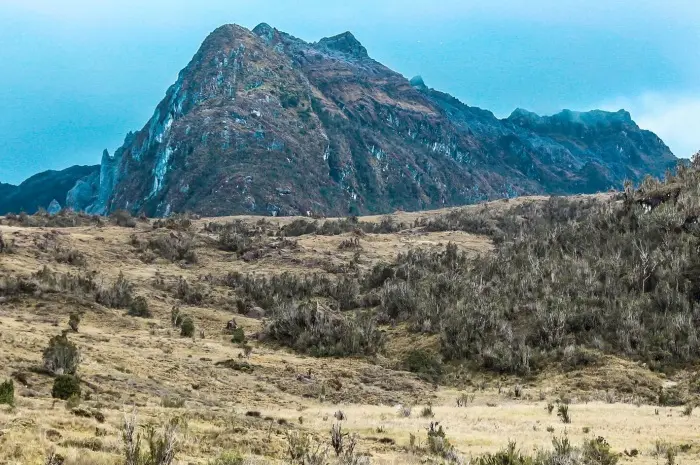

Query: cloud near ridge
left=600, top=92, right=700, bottom=159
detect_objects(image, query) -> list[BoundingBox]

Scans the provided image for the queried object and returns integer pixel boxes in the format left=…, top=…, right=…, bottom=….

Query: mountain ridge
left=1, top=23, right=677, bottom=217
left=0, top=165, right=99, bottom=215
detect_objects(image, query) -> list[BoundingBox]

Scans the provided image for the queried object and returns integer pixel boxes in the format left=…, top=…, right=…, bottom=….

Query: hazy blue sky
left=1, top=0, right=699, bottom=184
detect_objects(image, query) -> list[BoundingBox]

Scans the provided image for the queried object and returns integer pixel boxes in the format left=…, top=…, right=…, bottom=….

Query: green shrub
left=128, top=296, right=152, bottom=318
left=582, top=436, right=618, bottom=465
left=230, top=327, right=246, bottom=344
left=52, top=375, right=81, bottom=400
left=43, top=334, right=80, bottom=375
left=0, top=379, right=14, bottom=405
left=403, top=349, right=443, bottom=381
left=180, top=317, right=195, bottom=338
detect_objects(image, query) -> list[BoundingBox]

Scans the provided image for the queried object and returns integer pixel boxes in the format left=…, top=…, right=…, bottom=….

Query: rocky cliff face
left=0, top=165, right=99, bottom=215
left=64, top=24, right=676, bottom=217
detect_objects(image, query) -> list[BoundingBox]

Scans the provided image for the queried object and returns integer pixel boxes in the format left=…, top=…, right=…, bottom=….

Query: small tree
left=180, top=317, right=195, bottom=338
left=52, top=375, right=81, bottom=400
left=68, top=313, right=80, bottom=332
left=43, top=334, right=80, bottom=375
left=0, top=379, right=14, bottom=405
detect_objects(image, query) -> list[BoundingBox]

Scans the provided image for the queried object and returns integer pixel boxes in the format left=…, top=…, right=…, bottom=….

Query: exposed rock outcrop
left=0, top=165, right=99, bottom=215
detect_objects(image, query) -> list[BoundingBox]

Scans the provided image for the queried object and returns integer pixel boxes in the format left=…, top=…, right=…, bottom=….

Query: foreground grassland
left=1, top=181, right=700, bottom=464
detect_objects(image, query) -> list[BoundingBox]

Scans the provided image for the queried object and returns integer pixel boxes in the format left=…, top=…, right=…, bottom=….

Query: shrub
left=230, top=327, right=245, bottom=344
left=153, top=214, right=192, bottom=231
left=97, top=272, right=133, bottom=309
left=128, top=296, right=152, bottom=318
left=68, top=313, right=80, bottom=332
left=0, top=233, right=16, bottom=254
left=161, top=395, right=185, bottom=408
left=263, top=303, right=383, bottom=357
left=582, top=436, right=618, bottom=465
left=180, top=317, right=195, bottom=338
left=0, top=379, right=14, bottom=405
left=426, top=422, right=454, bottom=458
left=122, top=410, right=180, bottom=465
left=52, top=375, right=81, bottom=400
left=557, top=404, right=571, bottom=424
left=682, top=405, right=694, bottom=417
left=145, top=233, right=198, bottom=264
left=175, top=277, right=204, bottom=305
left=110, top=210, right=136, bottom=228
left=170, top=306, right=181, bottom=326
left=285, top=431, right=328, bottom=465
left=66, top=393, right=81, bottom=410
left=403, top=349, right=443, bottom=381
left=43, top=334, right=80, bottom=375
left=209, top=452, right=244, bottom=465
left=330, top=423, right=347, bottom=456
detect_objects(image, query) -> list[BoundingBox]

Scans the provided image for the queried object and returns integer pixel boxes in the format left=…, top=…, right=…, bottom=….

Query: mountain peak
left=252, top=22, right=276, bottom=43
left=317, top=31, right=368, bottom=59
left=49, top=22, right=675, bottom=218
left=409, top=75, right=427, bottom=90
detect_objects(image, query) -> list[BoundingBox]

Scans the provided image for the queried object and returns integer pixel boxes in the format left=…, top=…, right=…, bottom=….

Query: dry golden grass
left=0, top=200, right=698, bottom=464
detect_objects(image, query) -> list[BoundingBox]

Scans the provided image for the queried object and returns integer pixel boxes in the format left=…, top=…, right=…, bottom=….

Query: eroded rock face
left=47, top=199, right=62, bottom=215
left=66, top=170, right=99, bottom=212
left=63, top=23, right=676, bottom=217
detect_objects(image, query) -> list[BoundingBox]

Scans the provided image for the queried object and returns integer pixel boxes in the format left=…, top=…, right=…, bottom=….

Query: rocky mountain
left=0, top=165, right=99, bottom=215
left=59, top=24, right=677, bottom=217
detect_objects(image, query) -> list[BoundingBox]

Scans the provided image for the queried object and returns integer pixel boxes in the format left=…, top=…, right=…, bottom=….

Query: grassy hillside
left=1, top=161, right=700, bottom=464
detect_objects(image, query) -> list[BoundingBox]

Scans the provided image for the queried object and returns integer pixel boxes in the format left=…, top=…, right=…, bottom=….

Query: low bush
left=110, top=210, right=136, bottom=228
left=145, top=233, right=198, bottom=264
left=403, top=348, right=443, bottom=381
left=52, top=375, right=81, bottom=400
left=153, top=214, right=193, bottom=231
left=128, top=296, right=152, bottom=318
left=209, top=452, right=244, bottom=465
left=175, top=277, right=205, bottom=305
left=0, top=232, right=16, bottom=253
left=0, top=379, right=14, bottom=405
left=96, top=272, right=134, bottom=309
left=230, top=327, right=246, bottom=344
left=180, top=317, right=195, bottom=338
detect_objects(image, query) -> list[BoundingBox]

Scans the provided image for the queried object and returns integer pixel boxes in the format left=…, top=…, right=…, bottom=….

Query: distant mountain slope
left=0, top=165, right=99, bottom=215
left=55, top=24, right=678, bottom=217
